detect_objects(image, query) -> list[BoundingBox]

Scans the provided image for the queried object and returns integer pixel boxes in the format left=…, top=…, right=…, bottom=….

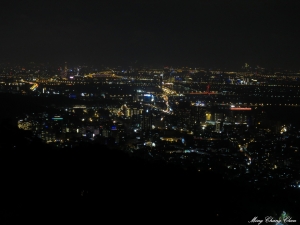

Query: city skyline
left=1, top=0, right=300, bottom=69
left=1, top=37, right=300, bottom=222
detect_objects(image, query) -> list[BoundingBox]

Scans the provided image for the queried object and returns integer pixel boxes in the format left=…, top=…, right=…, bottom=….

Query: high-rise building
left=215, top=121, right=221, bottom=132
left=61, top=62, right=67, bottom=79
left=191, top=105, right=206, bottom=124
left=190, top=105, right=205, bottom=135
left=141, top=108, right=153, bottom=136
left=160, top=74, right=163, bottom=89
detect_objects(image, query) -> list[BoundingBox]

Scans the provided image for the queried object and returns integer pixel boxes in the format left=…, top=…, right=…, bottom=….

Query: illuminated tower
left=62, top=62, right=67, bottom=79
left=141, top=108, right=153, bottom=137
left=191, top=104, right=205, bottom=135
left=160, top=74, right=163, bottom=89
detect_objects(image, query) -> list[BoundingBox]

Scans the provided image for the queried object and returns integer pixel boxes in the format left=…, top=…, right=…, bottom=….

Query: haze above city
left=1, top=0, right=300, bottom=69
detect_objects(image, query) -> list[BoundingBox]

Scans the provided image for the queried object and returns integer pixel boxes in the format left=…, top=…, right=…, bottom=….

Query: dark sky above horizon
left=1, top=0, right=300, bottom=69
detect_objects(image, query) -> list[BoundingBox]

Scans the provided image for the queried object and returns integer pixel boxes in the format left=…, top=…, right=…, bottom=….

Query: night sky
left=1, top=0, right=300, bottom=69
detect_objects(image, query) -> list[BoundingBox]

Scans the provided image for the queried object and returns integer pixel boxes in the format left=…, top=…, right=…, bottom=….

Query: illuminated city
left=1, top=0, right=300, bottom=224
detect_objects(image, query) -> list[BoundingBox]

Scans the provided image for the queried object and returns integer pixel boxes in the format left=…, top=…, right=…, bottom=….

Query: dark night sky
left=1, top=0, right=300, bottom=69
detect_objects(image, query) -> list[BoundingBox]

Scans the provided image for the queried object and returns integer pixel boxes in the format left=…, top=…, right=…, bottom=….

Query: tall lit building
left=61, top=62, right=67, bottom=79
left=141, top=108, right=153, bottom=136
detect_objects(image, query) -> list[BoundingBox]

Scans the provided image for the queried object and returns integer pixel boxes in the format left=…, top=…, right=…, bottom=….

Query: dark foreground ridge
left=1, top=124, right=299, bottom=225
